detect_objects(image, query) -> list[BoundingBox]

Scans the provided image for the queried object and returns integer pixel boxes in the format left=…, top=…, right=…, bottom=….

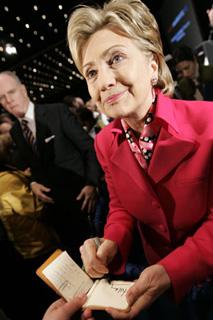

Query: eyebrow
left=82, top=44, right=126, bottom=71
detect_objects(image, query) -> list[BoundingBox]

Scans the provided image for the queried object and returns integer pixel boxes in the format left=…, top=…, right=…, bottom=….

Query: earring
left=151, top=77, right=158, bottom=86
left=151, top=77, right=158, bottom=103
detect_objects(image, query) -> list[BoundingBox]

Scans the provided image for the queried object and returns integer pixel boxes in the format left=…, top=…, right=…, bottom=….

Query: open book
left=36, top=249, right=134, bottom=311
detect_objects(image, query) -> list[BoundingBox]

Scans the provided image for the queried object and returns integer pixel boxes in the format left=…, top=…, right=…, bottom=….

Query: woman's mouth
left=104, top=90, right=127, bottom=105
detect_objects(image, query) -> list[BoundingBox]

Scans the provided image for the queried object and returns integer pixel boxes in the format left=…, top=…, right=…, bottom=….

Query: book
left=36, top=249, right=134, bottom=311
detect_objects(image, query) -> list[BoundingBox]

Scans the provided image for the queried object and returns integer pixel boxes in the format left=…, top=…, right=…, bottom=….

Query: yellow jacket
left=0, top=170, right=59, bottom=259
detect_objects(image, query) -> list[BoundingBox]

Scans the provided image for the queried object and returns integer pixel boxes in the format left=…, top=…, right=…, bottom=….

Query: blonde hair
left=67, top=0, right=174, bottom=96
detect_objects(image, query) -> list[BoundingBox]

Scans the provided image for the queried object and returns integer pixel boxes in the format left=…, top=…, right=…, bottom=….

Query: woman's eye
left=111, top=54, right=123, bottom=65
left=87, top=70, right=97, bottom=79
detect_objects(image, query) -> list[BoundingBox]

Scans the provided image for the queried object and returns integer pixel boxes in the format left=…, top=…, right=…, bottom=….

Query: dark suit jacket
left=10, top=103, right=101, bottom=191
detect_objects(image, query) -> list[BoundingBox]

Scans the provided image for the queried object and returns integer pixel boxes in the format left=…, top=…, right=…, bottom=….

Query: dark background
left=0, top=0, right=212, bottom=103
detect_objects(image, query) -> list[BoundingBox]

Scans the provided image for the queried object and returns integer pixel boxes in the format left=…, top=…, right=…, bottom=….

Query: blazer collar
left=154, top=91, right=180, bottom=133
left=148, top=127, right=196, bottom=183
left=110, top=132, right=158, bottom=199
left=110, top=93, right=197, bottom=184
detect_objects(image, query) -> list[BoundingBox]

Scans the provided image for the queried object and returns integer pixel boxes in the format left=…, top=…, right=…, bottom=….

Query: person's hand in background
left=31, top=181, right=54, bottom=203
left=42, top=295, right=87, bottom=320
left=76, top=185, right=97, bottom=213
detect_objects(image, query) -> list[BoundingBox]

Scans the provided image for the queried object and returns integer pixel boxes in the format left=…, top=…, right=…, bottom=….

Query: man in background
left=0, top=71, right=102, bottom=262
left=173, top=45, right=213, bottom=101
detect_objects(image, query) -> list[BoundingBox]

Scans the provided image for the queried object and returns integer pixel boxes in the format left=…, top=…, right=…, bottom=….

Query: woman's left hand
left=105, top=264, right=171, bottom=319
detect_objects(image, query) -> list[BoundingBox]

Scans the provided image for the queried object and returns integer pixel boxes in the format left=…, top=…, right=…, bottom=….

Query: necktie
left=21, top=119, right=37, bottom=152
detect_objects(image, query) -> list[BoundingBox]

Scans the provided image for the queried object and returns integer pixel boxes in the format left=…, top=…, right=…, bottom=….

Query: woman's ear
left=150, top=54, right=158, bottom=76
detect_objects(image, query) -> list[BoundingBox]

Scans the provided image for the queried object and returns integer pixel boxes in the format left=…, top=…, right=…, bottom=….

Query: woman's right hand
left=80, top=238, right=118, bottom=278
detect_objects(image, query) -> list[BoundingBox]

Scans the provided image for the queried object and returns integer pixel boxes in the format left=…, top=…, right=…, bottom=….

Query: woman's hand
left=105, top=264, right=171, bottom=319
left=80, top=238, right=118, bottom=278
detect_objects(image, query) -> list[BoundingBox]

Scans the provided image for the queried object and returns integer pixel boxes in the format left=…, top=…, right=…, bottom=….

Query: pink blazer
left=94, top=92, right=213, bottom=302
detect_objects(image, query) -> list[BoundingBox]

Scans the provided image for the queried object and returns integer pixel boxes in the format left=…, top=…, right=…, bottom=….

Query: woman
left=67, top=0, right=213, bottom=318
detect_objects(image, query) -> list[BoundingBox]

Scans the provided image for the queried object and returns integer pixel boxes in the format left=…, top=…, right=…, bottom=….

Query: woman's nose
left=98, top=67, right=116, bottom=91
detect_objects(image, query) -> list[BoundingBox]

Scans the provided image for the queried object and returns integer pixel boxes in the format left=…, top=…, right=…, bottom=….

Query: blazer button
left=158, top=224, right=167, bottom=232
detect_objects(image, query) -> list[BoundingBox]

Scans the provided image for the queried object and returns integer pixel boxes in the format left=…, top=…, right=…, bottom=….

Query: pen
left=94, top=236, right=101, bottom=249
left=82, top=237, right=101, bottom=271
left=94, top=237, right=112, bottom=283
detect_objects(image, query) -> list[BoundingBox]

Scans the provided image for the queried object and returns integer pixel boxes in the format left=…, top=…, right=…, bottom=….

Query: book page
left=42, top=251, right=94, bottom=301
left=83, top=279, right=134, bottom=310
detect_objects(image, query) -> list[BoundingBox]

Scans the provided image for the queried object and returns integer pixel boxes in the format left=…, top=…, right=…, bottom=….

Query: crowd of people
left=0, top=1, right=212, bottom=320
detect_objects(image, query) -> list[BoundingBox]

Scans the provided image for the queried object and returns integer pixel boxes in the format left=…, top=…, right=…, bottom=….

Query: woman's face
left=82, top=29, right=158, bottom=120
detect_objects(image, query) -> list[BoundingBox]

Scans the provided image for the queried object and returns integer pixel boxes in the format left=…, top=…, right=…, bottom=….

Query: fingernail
left=77, top=293, right=87, bottom=300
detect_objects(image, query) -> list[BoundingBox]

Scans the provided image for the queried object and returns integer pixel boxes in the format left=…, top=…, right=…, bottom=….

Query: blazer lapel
left=108, top=132, right=170, bottom=241
left=35, top=105, right=47, bottom=148
left=110, top=137, right=158, bottom=200
left=11, top=121, right=39, bottom=164
left=34, top=105, right=55, bottom=165
left=12, top=121, right=33, bottom=154
left=148, top=127, right=197, bottom=183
